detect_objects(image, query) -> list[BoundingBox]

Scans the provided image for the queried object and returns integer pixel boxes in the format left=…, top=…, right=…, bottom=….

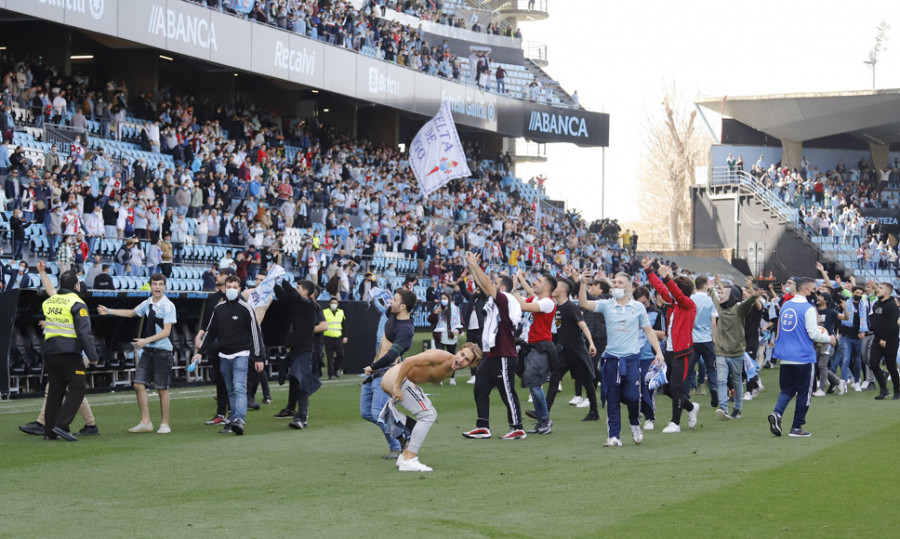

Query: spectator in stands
left=129, top=239, right=146, bottom=277
left=93, top=264, right=114, bottom=290
left=3, top=260, right=32, bottom=290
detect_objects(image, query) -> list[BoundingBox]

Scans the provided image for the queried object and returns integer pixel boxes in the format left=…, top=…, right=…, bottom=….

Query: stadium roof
left=696, top=89, right=900, bottom=146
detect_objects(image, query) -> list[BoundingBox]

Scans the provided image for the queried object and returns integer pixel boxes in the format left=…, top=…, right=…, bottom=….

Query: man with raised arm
left=578, top=269, right=664, bottom=447
left=461, top=252, right=527, bottom=440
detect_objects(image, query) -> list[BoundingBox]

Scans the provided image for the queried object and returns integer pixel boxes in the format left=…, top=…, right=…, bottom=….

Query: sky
left=514, top=0, right=898, bottom=224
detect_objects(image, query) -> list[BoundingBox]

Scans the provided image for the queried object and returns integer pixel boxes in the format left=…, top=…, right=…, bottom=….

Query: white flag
left=409, top=102, right=472, bottom=196
left=247, top=264, right=286, bottom=309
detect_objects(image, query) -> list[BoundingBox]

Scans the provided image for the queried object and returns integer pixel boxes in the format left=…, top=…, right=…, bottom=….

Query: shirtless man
left=381, top=343, right=483, bottom=472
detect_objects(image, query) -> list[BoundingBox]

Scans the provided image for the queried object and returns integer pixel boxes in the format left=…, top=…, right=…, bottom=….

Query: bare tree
left=637, top=82, right=711, bottom=248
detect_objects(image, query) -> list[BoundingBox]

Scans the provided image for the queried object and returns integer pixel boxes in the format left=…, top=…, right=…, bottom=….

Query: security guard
left=323, top=298, right=348, bottom=379
left=42, top=269, right=99, bottom=441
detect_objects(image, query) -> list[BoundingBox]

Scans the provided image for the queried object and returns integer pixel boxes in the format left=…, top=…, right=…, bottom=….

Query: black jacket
left=273, top=283, right=318, bottom=353
left=198, top=297, right=265, bottom=361
left=869, top=298, right=900, bottom=344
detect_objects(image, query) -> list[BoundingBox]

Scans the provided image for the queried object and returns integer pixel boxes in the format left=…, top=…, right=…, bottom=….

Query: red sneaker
left=461, top=427, right=492, bottom=439
left=500, top=429, right=527, bottom=440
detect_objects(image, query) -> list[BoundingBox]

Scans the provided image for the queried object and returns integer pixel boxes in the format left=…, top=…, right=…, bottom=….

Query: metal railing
left=497, top=0, right=548, bottom=14
left=523, top=41, right=548, bottom=64
left=709, top=167, right=797, bottom=224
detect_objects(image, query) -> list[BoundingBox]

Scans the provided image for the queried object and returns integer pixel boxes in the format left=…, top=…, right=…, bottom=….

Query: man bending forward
left=382, top=343, right=483, bottom=472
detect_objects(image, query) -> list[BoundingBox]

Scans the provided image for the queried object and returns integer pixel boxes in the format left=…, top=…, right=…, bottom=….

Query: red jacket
left=647, top=271, right=696, bottom=357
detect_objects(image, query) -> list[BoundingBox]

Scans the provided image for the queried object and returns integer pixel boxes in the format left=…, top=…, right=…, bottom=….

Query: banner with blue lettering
left=409, top=102, right=472, bottom=196
left=230, top=0, right=255, bottom=14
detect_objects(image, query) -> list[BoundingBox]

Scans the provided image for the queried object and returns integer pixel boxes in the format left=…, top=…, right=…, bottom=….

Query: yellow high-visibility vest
left=42, top=293, right=80, bottom=340
left=323, top=308, right=345, bottom=338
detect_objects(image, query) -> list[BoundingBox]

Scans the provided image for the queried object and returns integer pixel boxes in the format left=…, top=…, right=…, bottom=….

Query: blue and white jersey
left=134, top=295, right=177, bottom=351
left=593, top=299, right=650, bottom=357
left=772, top=299, right=816, bottom=364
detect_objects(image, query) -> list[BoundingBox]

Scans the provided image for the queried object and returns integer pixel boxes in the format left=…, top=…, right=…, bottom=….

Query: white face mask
left=225, top=288, right=239, bottom=301
left=330, top=303, right=338, bottom=310
left=611, top=288, right=626, bottom=300
left=440, top=299, right=449, bottom=307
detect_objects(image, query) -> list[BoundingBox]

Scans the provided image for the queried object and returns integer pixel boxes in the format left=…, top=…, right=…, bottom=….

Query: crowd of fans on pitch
left=727, top=152, right=900, bottom=277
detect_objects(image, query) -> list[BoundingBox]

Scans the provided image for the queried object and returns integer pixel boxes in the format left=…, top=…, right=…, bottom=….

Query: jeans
left=529, top=386, right=549, bottom=421
left=600, top=354, right=640, bottom=439
left=692, top=341, right=718, bottom=398
left=360, top=378, right=400, bottom=451
left=716, top=355, right=744, bottom=412
left=839, top=336, right=861, bottom=382
left=220, top=355, right=249, bottom=423
left=774, top=363, right=815, bottom=429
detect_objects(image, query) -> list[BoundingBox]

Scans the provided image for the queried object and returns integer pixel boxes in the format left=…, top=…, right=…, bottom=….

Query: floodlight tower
left=863, top=21, right=891, bottom=89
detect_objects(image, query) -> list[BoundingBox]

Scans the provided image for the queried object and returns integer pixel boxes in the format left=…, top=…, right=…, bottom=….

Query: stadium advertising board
left=251, top=22, right=323, bottom=87
left=7, top=0, right=117, bottom=35
left=860, top=208, right=900, bottom=235
left=518, top=103, right=610, bottom=147
left=356, top=55, right=415, bottom=108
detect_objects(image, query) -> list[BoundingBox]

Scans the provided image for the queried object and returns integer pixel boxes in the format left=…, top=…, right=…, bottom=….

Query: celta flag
left=230, top=0, right=255, bottom=13
left=247, top=264, right=286, bottom=309
left=409, top=102, right=471, bottom=196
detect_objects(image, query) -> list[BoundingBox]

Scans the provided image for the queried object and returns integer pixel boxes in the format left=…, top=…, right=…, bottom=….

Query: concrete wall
left=691, top=185, right=823, bottom=281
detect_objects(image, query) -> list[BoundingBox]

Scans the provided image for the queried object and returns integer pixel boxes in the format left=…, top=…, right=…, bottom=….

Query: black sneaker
left=524, top=410, right=538, bottom=420
left=52, top=426, right=78, bottom=442
left=231, top=419, right=245, bottom=436
left=205, top=414, right=226, bottom=425
left=274, top=408, right=294, bottom=419
left=537, top=419, right=553, bottom=435
left=526, top=421, right=542, bottom=434
left=875, top=389, right=889, bottom=400
left=710, top=390, right=718, bottom=409
left=77, top=425, right=100, bottom=436
left=247, top=399, right=260, bottom=410
left=18, top=421, right=45, bottom=436
left=289, top=418, right=306, bottom=430
left=582, top=412, right=600, bottom=421
left=768, top=412, right=782, bottom=437
left=730, top=411, right=742, bottom=420
left=262, top=396, right=273, bottom=405
left=788, top=427, right=811, bottom=437
left=219, top=424, right=233, bottom=434
left=894, top=391, right=900, bottom=400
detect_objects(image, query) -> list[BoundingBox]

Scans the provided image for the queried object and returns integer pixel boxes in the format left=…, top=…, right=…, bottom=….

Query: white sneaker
left=398, top=457, right=432, bottom=472
left=661, top=422, right=681, bottom=433
left=449, top=378, right=457, bottom=386
left=716, top=408, right=731, bottom=420
left=157, top=424, right=171, bottom=434
left=466, top=376, right=476, bottom=384
left=743, top=391, right=753, bottom=401
left=687, top=402, right=699, bottom=428
left=602, top=437, right=623, bottom=447
left=128, top=422, right=153, bottom=433
left=568, top=396, right=584, bottom=406
left=643, top=420, right=654, bottom=431
left=630, top=425, right=643, bottom=444
left=838, top=380, right=847, bottom=395
left=558, top=382, right=563, bottom=392
left=852, top=381, right=862, bottom=392
left=396, top=454, right=406, bottom=467
left=860, top=381, right=870, bottom=389
left=812, top=389, right=826, bottom=397
left=576, top=398, right=590, bottom=408
left=527, top=394, right=533, bottom=403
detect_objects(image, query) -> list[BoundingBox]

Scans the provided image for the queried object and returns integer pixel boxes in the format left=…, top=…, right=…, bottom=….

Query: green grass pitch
left=2, top=364, right=899, bottom=538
